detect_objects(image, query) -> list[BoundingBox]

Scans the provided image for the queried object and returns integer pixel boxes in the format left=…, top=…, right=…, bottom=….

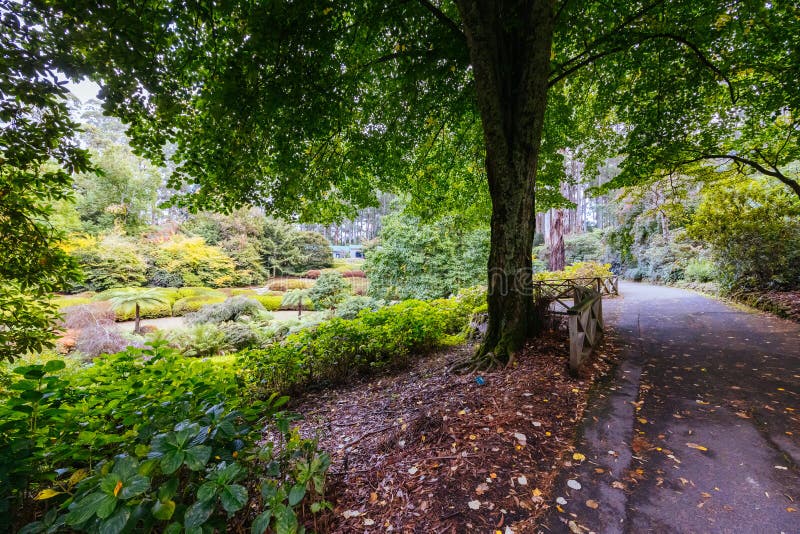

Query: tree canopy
left=14, top=0, right=800, bottom=364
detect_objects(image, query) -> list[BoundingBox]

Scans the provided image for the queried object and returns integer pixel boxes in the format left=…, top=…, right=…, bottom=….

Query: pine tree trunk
left=456, top=0, right=555, bottom=368
left=134, top=303, right=141, bottom=334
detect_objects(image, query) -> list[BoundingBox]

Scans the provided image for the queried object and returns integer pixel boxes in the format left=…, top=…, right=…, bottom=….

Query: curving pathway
left=542, top=282, right=800, bottom=533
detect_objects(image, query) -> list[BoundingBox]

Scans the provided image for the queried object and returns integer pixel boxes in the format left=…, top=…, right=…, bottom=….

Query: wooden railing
left=533, top=276, right=618, bottom=314
left=566, top=287, right=604, bottom=372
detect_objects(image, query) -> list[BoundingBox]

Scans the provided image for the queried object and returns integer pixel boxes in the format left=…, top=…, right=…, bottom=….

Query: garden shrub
left=688, top=177, right=800, bottom=291
left=186, top=296, right=265, bottom=325
left=684, top=259, right=716, bottom=283
left=74, top=324, right=132, bottom=358
left=150, top=235, right=236, bottom=288
left=534, top=261, right=614, bottom=281
left=291, top=231, right=334, bottom=272
left=172, top=295, right=227, bottom=316
left=334, top=296, right=383, bottom=319
left=68, top=234, right=148, bottom=292
left=280, top=290, right=313, bottom=313
left=253, top=294, right=284, bottom=311
left=167, top=323, right=229, bottom=357
left=239, top=297, right=478, bottom=396
left=267, top=278, right=314, bottom=292
left=305, top=269, right=322, bottom=279
left=308, top=272, right=348, bottom=310
left=0, top=348, right=330, bottom=533
left=60, top=302, right=116, bottom=329
left=219, top=321, right=262, bottom=351
left=53, top=295, right=95, bottom=309
left=341, top=270, right=366, bottom=278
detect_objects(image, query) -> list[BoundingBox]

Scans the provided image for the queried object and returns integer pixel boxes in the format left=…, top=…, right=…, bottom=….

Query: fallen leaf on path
left=567, top=479, right=582, bottom=490
left=573, top=452, right=586, bottom=461
left=612, top=481, right=626, bottom=490
left=342, top=510, right=362, bottom=518
left=586, top=499, right=599, bottom=509
left=467, top=500, right=481, bottom=510
left=686, top=443, right=709, bottom=452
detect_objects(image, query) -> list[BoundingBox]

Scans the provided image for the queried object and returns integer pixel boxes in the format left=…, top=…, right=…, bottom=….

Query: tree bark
left=456, top=0, right=555, bottom=368
left=549, top=207, right=565, bottom=270
left=134, top=303, right=141, bottom=334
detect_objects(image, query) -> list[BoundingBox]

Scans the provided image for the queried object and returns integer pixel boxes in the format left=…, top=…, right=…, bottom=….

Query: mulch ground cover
left=737, top=290, right=800, bottom=323
left=288, top=328, right=619, bottom=533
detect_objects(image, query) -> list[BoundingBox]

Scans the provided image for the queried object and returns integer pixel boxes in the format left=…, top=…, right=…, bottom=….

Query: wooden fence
left=533, top=276, right=618, bottom=314
left=532, top=277, right=613, bottom=372
left=566, top=287, right=604, bottom=372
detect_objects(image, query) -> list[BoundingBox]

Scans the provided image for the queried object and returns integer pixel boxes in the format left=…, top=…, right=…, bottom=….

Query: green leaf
left=96, top=494, right=119, bottom=519
left=197, top=481, right=218, bottom=503
left=161, top=450, right=184, bottom=475
left=44, top=359, right=66, bottom=373
left=287, top=484, right=306, bottom=507
left=220, top=484, right=248, bottom=514
left=158, top=477, right=179, bottom=501
left=152, top=499, right=176, bottom=520
left=119, top=475, right=150, bottom=500
left=112, top=456, right=138, bottom=479
left=273, top=504, right=298, bottom=534
left=66, top=492, right=107, bottom=525
left=184, top=499, right=215, bottom=529
left=100, top=474, right=122, bottom=496
left=163, top=522, right=182, bottom=534
left=251, top=509, right=272, bottom=534
left=184, top=445, right=212, bottom=471
left=99, top=506, right=130, bottom=534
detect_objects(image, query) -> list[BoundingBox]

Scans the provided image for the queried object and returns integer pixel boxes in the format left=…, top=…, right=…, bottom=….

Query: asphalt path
left=542, top=282, right=800, bottom=534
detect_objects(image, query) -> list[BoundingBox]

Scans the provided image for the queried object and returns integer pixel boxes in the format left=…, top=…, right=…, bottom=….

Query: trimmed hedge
left=172, top=295, right=227, bottom=316
left=254, top=294, right=283, bottom=311
left=267, top=278, right=314, bottom=291
left=239, top=290, right=482, bottom=396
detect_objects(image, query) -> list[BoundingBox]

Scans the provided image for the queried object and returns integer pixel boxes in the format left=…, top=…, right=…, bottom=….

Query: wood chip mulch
left=287, top=328, right=619, bottom=533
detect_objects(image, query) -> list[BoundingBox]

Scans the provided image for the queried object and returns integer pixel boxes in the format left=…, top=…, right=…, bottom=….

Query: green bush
left=308, top=272, right=348, bottom=310
left=172, top=295, right=227, bottom=316
left=253, top=294, right=284, bottom=311
left=186, top=296, right=265, bottom=325
left=684, top=259, right=716, bottom=283
left=365, top=213, right=489, bottom=300
left=0, top=349, right=330, bottom=533
left=150, top=235, right=236, bottom=288
left=52, top=295, right=94, bottom=309
left=239, top=297, right=476, bottom=396
left=689, top=177, right=800, bottom=291
left=167, top=323, right=229, bottom=357
left=68, top=234, right=148, bottom=292
left=267, top=278, right=314, bottom=292
left=334, top=296, right=383, bottom=319
left=219, top=321, right=262, bottom=351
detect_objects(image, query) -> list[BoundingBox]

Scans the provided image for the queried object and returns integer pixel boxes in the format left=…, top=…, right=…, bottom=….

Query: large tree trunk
left=456, top=0, right=555, bottom=368
left=549, top=207, right=565, bottom=271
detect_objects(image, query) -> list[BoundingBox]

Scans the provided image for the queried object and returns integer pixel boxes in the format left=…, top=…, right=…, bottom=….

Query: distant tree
left=292, top=231, right=333, bottom=272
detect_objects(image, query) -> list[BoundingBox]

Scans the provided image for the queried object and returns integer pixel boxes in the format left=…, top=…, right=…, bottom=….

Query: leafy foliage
left=0, top=2, right=91, bottom=362
left=308, top=272, right=349, bottom=311
left=240, top=290, right=483, bottom=396
left=365, top=213, right=489, bottom=300
left=688, top=177, right=800, bottom=291
left=67, top=234, right=149, bottom=292
left=150, top=235, right=236, bottom=288
left=185, top=296, right=265, bottom=325
left=0, top=347, right=330, bottom=532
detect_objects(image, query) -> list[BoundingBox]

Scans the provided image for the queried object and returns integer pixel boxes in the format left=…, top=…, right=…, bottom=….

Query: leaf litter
left=283, top=329, right=618, bottom=532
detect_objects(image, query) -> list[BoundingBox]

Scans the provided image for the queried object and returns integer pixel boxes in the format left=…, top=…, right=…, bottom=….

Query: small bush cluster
left=239, top=288, right=483, bottom=396
left=334, top=296, right=384, bottom=320
left=186, top=296, right=265, bottom=325
left=341, top=270, right=366, bottom=278
left=534, top=261, right=614, bottom=282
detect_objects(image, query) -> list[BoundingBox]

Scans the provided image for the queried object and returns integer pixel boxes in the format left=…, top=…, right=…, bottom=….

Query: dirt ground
left=287, top=329, right=619, bottom=533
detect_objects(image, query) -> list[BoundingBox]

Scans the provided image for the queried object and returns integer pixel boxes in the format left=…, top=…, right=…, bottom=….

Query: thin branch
left=417, top=0, right=465, bottom=40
